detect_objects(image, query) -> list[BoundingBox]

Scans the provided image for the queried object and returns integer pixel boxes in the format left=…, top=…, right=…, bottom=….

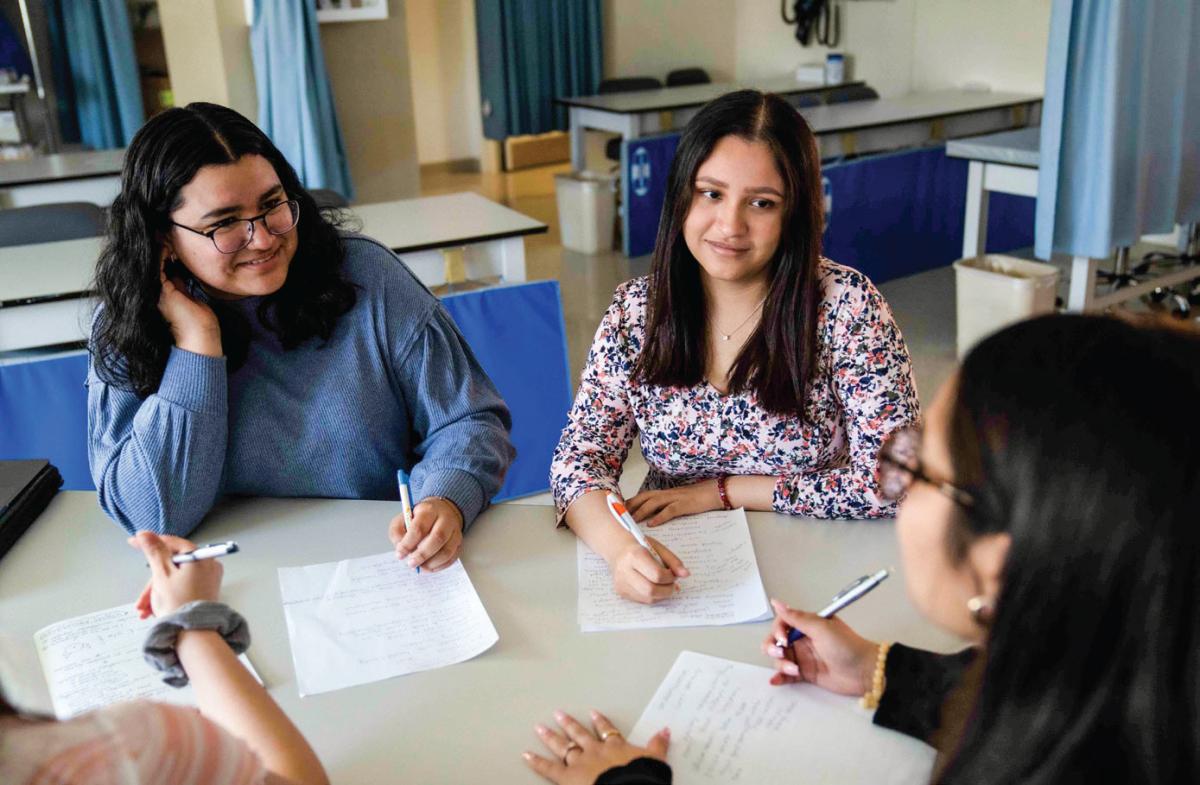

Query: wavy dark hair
left=632, top=90, right=822, bottom=418
left=91, top=102, right=356, bottom=396
left=938, top=315, right=1200, bottom=784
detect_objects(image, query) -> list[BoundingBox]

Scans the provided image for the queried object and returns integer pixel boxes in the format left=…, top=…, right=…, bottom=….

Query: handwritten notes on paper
left=34, top=604, right=260, bottom=720
left=629, top=651, right=936, bottom=784
left=577, top=508, right=771, bottom=631
left=278, top=552, right=498, bottom=696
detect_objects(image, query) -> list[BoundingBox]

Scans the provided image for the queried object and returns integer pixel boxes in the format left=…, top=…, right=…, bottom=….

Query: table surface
left=347, top=192, right=546, bottom=253
left=798, top=89, right=1041, bottom=135
left=0, top=493, right=958, bottom=784
left=945, top=126, right=1041, bottom=167
left=0, top=149, right=125, bottom=187
left=556, top=77, right=861, bottom=113
left=0, top=193, right=547, bottom=305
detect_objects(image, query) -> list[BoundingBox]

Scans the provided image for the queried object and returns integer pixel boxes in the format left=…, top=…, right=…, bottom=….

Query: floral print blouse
left=550, top=260, right=920, bottom=521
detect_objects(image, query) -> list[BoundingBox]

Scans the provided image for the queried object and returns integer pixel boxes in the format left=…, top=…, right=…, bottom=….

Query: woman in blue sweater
left=88, top=103, right=514, bottom=571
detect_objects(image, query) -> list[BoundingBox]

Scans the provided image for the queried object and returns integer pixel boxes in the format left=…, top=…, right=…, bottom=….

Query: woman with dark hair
left=525, top=314, right=1200, bottom=784
left=550, top=90, right=919, bottom=603
left=88, top=103, right=514, bottom=569
left=2, top=532, right=328, bottom=785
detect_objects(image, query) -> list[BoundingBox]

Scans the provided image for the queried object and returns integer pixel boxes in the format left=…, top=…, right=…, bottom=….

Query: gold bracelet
left=860, top=641, right=892, bottom=709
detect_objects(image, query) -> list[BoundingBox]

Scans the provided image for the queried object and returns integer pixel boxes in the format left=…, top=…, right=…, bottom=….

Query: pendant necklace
left=715, top=297, right=767, bottom=341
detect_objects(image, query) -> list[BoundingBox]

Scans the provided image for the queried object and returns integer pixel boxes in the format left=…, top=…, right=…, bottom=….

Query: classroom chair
left=0, top=202, right=106, bottom=247
left=824, top=85, right=880, bottom=105
left=665, top=67, right=710, bottom=87
left=0, top=350, right=91, bottom=490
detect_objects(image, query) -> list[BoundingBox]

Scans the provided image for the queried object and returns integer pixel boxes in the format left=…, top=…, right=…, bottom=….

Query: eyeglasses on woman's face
left=170, top=198, right=300, bottom=254
left=876, top=425, right=975, bottom=508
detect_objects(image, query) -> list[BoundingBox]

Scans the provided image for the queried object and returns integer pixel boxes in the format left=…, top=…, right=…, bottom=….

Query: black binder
left=0, top=459, right=63, bottom=561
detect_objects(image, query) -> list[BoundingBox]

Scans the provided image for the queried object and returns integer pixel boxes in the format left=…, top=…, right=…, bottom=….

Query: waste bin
left=554, top=171, right=616, bottom=254
left=953, top=255, right=1059, bottom=358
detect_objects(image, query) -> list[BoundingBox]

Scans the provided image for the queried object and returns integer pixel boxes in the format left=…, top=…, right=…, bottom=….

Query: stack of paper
left=278, top=552, right=498, bottom=696
left=629, top=651, right=937, bottom=784
left=577, top=508, right=772, bottom=632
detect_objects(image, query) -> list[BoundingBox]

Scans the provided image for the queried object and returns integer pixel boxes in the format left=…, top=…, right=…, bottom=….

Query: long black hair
left=938, top=314, right=1200, bottom=784
left=632, top=90, right=823, bottom=418
left=91, top=102, right=357, bottom=396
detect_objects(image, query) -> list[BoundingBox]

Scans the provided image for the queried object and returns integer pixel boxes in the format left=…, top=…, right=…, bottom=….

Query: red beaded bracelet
left=715, top=475, right=733, bottom=510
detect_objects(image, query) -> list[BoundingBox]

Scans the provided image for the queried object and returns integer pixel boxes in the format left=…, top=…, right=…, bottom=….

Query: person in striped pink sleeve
left=0, top=532, right=328, bottom=785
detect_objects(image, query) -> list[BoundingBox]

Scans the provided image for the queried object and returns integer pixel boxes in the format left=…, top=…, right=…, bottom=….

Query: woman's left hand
left=390, top=497, right=464, bottom=572
left=627, top=480, right=721, bottom=527
left=523, top=709, right=670, bottom=785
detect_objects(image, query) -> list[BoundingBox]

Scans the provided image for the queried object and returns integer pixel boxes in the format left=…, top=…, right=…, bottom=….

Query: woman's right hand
left=127, top=531, right=223, bottom=619
left=158, top=254, right=222, bottom=357
left=607, top=537, right=689, bottom=604
left=762, top=598, right=880, bottom=696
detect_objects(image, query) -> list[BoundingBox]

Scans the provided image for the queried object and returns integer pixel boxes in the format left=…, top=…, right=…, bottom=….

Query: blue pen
left=396, top=469, right=419, bottom=574
left=777, top=568, right=890, bottom=646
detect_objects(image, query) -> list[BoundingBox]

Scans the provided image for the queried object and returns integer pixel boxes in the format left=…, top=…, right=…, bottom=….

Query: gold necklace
left=714, top=297, right=766, bottom=342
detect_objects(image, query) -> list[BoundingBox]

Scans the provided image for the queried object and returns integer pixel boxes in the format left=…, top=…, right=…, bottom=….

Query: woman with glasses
left=88, top=103, right=514, bottom=571
left=524, top=314, right=1200, bottom=784
left=550, top=90, right=919, bottom=604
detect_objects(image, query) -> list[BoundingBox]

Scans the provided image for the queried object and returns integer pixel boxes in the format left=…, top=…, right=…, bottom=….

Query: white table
left=0, top=149, right=125, bottom=208
left=800, top=90, right=1043, bottom=160
left=0, top=193, right=546, bottom=351
left=556, top=77, right=859, bottom=171
left=946, top=127, right=1200, bottom=312
left=0, top=493, right=957, bottom=784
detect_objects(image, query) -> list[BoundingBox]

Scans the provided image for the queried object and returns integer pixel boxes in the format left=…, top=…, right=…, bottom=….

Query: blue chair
left=0, top=350, right=92, bottom=490
left=440, top=280, right=572, bottom=502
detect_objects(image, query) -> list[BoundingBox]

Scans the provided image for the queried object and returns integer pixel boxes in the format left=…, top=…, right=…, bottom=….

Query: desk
left=556, top=77, right=859, bottom=171
left=0, top=193, right=547, bottom=351
left=0, top=149, right=124, bottom=208
left=800, top=90, right=1042, bottom=160
left=0, top=493, right=957, bottom=784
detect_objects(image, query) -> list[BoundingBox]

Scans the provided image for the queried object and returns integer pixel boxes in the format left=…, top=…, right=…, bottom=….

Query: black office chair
left=788, top=93, right=822, bottom=110
left=0, top=202, right=106, bottom=247
left=665, top=68, right=710, bottom=87
left=598, top=77, right=663, bottom=163
left=309, top=188, right=349, bottom=209
left=824, top=85, right=880, bottom=105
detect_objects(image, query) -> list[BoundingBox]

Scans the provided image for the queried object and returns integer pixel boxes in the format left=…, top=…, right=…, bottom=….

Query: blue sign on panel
left=622, top=133, right=681, bottom=258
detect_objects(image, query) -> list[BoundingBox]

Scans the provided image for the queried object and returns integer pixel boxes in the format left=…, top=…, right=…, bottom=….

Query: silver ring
left=599, top=729, right=622, bottom=742
left=561, top=741, right=582, bottom=764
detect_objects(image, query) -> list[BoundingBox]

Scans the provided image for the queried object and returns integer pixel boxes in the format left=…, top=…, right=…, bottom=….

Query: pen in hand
left=606, top=493, right=668, bottom=570
left=171, top=541, right=239, bottom=565
left=396, top=469, right=419, bottom=574
left=776, top=568, right=890, bottom=647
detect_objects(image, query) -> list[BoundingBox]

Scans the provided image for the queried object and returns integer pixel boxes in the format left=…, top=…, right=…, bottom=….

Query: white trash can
left=554, top=171, right=616, bottom=254
left=953, top=254, right=1059, bottom=358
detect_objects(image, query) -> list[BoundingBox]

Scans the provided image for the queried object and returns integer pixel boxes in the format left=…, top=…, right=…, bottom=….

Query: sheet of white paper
left=278, top=552, right=498, bottom=696
left=629, top=651, right=936, bottom=784
left=34, top=604, right=261, bottom=720
left=577, top=508, right=771, bottom=632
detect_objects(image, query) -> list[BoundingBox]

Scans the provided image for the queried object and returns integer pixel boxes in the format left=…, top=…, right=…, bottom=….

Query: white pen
left=776, top=568, right=890, bottom=646
left=605, top=492, right=667, bottom=569
left=172, top=541, right=239, bottom=565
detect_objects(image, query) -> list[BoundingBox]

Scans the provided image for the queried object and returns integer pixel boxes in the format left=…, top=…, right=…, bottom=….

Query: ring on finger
left=561, top=741, right=582, bottom=764
left=599, top=729, right=622, bottom=742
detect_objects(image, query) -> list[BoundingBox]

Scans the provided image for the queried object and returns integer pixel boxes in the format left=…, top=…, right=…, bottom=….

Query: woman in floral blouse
left=550, top=90, right=920, bottom=605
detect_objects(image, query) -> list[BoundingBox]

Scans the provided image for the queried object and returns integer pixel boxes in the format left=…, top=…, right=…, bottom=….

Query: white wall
left=406, top=0, right=483, bottom=165
left=603, top=0, right=736, bottom=83
left=910, top=0, right=1051, bottom=93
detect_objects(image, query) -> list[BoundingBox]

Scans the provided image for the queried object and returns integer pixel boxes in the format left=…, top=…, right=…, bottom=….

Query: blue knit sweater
left=87, top=235, right=515, bottom=536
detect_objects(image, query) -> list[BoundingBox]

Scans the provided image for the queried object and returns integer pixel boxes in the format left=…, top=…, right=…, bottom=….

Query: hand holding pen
left=389, top=469, right=465, bottom=573
left=605, top=493, right=689, bottom=605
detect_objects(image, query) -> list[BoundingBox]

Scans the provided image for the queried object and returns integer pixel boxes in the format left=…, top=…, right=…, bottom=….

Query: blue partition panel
left=621, top=132, right=681, bottom=258
left=0, top=351, right=92, bottom=490
left=441, top=280, right=572, bottom=502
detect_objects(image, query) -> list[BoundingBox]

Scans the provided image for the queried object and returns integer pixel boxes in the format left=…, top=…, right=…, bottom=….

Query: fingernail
left=553, top=709, right=566, bottom=722
left=590, top=709, right=600, bottom=719
left=662, top=727, right=671, bottom=738
left=535, top=724, right=548, bottom=735
left=408, top=558, right=419, bottom=567
left=783, top=662, right=800, bottom=676
left=770, top=598, right=787, bottom=611
left=767, top=646, right=783, bottom=658
left=522, top=751, right=533, bottom=761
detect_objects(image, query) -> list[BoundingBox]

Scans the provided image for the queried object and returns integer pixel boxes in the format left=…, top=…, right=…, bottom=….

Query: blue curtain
left=48, top=0, right=144, bottom=149
left=1036, top=0, right=1200, bottom=259
left=476, top=0, right=603, bottom=139
left=250, top=0, right=354, bottom=201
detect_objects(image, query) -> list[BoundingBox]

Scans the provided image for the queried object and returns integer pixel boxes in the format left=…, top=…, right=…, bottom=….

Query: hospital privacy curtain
left=476, top=0, right=603, bottom=140
left=250, top=0, right=355, bottom=201
left=1036, top=0, right=1200, bottom=260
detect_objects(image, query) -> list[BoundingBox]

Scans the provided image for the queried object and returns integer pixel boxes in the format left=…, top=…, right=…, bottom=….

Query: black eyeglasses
left=170, top=199, right=300, bottom=254
left=876, top=426, right=975, bottom=508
